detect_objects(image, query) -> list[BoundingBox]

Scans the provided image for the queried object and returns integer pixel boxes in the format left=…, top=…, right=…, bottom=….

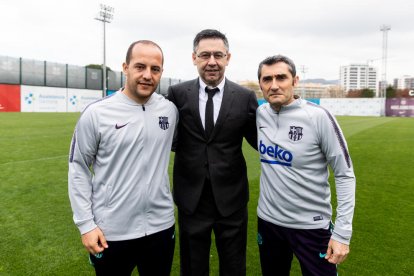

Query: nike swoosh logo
left=259, top=126, right=267, bottom=129
left=319, top=253, right=327, bottom=258
left=115, top=123, right=129, bottom=129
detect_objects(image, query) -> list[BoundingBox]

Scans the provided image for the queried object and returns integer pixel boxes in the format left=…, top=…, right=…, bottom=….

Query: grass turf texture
left=0, top=113, right=413, bottom=275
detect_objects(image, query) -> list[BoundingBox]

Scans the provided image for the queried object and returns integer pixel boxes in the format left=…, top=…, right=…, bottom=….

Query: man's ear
left=292, top=75, right=299, bottom=87
left=122, top=62, right=128, bottom=74
left=225, top=52, right=231, bottom=64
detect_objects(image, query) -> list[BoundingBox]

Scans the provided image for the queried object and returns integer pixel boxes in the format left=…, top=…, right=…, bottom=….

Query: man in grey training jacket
left=68, top=40, right=178, bottom=275
left=256, top=55, right=356, bottom=276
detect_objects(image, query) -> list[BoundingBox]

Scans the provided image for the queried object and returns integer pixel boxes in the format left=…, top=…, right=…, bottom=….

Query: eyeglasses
left=197, top=52, right=227, bottom=60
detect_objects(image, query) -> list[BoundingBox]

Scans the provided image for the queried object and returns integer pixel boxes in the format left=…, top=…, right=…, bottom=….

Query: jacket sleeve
left=68, top=109, right=100, bottom=235
left=319, top=111, right=356, bottom=245
left=167, top=86, right=178, bottom=152
left=243, top=90, right=259, bottom=150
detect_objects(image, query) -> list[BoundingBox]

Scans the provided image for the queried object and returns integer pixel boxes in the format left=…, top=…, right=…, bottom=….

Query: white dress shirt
left=198, top=78, right=225, bottom=130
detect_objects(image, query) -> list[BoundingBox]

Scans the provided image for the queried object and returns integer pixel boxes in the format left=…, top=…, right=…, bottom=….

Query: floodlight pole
left=300, top=65, right=308, bottom=99
left=95, top=4, right=114, bottom=97
left=380, top=25, right=391, bottom=98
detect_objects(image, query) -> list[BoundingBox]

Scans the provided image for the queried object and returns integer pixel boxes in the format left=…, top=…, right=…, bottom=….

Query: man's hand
left=81, top=227, right=108, bottom=254
left=325, top=239, right=349, bottom=264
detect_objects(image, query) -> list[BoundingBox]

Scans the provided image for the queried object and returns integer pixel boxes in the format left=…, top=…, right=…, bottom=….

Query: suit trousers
left=178, top=178, right=247, bottom=276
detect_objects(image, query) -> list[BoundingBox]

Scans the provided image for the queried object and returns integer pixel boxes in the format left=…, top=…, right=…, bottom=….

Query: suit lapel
left=210, top=80, right=234, bottom=140
left=187, top=79, right=206, bottom=136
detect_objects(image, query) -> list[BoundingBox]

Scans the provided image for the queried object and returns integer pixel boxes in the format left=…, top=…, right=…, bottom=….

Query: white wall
left=67, top=89, right=102, bottom=112
left=320, top=98, right=385, bottom=116
left=21, top=86, right=67, bottom=112
left=21, top=85, right=101, bottom=112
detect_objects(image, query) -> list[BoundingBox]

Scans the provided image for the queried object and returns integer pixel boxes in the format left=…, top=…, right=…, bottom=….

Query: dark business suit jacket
left=167, top=78, right=258, bottom=217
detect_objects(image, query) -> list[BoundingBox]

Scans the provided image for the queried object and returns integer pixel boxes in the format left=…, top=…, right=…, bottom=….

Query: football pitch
left=0, top=113, right=413, bottom=275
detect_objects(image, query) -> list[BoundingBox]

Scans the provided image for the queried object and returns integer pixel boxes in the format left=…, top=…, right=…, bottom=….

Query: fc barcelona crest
left=159, top=116, right=169, bottom=130
left=288, top=126, right=303, bottom=141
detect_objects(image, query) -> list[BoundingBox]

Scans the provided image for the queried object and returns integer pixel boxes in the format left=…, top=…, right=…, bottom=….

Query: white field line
left=0, top=155, right=68, bottom=166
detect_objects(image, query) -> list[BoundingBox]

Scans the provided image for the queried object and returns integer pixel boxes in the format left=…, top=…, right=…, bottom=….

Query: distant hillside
left=301, top=79, right=339, bottom=85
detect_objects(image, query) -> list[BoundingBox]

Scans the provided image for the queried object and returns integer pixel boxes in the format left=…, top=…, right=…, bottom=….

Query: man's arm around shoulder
left=244, top=89, right=259, bottom=150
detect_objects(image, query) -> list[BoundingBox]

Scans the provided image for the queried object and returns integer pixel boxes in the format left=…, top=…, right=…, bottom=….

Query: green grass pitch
left=0, top=113, right=413, bottom=275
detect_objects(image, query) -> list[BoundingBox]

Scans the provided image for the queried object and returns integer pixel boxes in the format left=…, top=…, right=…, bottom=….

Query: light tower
left=380, top=25, right=391, bottom=97
left=95, top=4, right=114, bottom=97
left=299, top=65, right=308, bottom=99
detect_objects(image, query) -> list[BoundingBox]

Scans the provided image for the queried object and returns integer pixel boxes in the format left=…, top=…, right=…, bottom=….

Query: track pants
left=89, top=225, right=175, bottom=276
left=257, top=217, right=337, bottom=276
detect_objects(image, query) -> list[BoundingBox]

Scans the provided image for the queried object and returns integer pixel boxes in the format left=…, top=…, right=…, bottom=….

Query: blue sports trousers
left=257, top=217, right=337, bottom=276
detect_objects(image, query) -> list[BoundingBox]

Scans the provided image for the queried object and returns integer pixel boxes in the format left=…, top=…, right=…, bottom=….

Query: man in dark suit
left=167, top=29, right=258, bottom=276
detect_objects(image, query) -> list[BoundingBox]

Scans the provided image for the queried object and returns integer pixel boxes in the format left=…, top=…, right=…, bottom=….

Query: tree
left=396, top=89, right=410, bottom=97
left=386, top=85, right=396, bottom=98
left=346, top=89, right=362, bottom=98
left=360, top=88, right=375, bottom=98
left=85, top=64, right=113, bottom=73
left=347, top=88, right=374, bottom=98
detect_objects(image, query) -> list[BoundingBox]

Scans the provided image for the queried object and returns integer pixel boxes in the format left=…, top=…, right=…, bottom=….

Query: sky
left=1, top=0, right=413, bottom=83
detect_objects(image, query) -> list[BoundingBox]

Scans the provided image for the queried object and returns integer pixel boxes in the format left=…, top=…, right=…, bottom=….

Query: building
left=340, top=64, right=377, bottom=94
left=393, top=75, right=414, bottom=90
left=238, top=80, right=263, bottom=99
left=294, top=83, right=332, bottom=99
left=239, top=80, right=344, bottom=99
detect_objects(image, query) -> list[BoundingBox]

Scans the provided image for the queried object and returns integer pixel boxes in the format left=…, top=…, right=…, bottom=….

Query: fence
left=0, top=55, right=181, bottom=96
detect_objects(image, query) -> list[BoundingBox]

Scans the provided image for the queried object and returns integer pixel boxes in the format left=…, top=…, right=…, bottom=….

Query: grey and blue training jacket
left=68, top=91, right=178, bottom=241
left=257, top=98, right=355, bottom=245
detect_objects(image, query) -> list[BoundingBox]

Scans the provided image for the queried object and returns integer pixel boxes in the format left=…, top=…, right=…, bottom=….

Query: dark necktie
left=205, top=87, right=219, bottom=138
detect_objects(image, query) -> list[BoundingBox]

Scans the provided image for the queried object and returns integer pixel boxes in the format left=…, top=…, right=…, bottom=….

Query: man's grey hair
left=193, top=29, right=229, bottom=53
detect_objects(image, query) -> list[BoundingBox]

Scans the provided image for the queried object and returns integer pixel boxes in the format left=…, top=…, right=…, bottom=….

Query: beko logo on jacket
left=259, top=140, right=293, bottom=167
